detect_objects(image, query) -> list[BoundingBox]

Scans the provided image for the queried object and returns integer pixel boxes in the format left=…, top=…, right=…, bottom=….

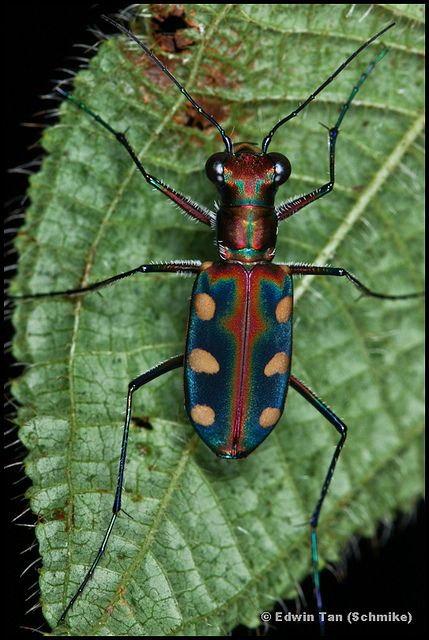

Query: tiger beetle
left=17, top=16, right=423, bottom=633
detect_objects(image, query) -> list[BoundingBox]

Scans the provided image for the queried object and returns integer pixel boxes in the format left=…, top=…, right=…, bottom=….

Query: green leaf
left=11, top=4, right=424, bottom=636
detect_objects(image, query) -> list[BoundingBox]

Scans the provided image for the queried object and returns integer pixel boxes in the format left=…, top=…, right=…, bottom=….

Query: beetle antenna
left=262, top=22, right=395, bottom=153
left=102, top=15, right=232, bottom=154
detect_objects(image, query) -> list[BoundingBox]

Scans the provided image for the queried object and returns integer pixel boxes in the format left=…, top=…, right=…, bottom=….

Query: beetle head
left=205, top=142, right=291, bottom=205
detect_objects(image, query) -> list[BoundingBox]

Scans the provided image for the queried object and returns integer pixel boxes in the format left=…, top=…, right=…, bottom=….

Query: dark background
left=3, top=3, right=425, bottom=638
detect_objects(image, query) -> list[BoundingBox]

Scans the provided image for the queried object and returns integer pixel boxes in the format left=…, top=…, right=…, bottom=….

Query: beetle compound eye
left=205, top=153, right=227, bottom=185
left=268, top=152, right=291, bottom=185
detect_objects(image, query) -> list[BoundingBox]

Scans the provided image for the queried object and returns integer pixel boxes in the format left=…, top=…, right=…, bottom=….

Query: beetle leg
left=276, top=126, right=337, bottom=222
left=289, top=374, right=347, bottom=630
left=57, top=89, right=215, bottom=226
left=285, top=264, right=424, bottom=300
left=12, top=260, right=202, bottom=300
left=275, top=48, right=390, bottom=223
left=58, top=354, right=184, bottom=626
